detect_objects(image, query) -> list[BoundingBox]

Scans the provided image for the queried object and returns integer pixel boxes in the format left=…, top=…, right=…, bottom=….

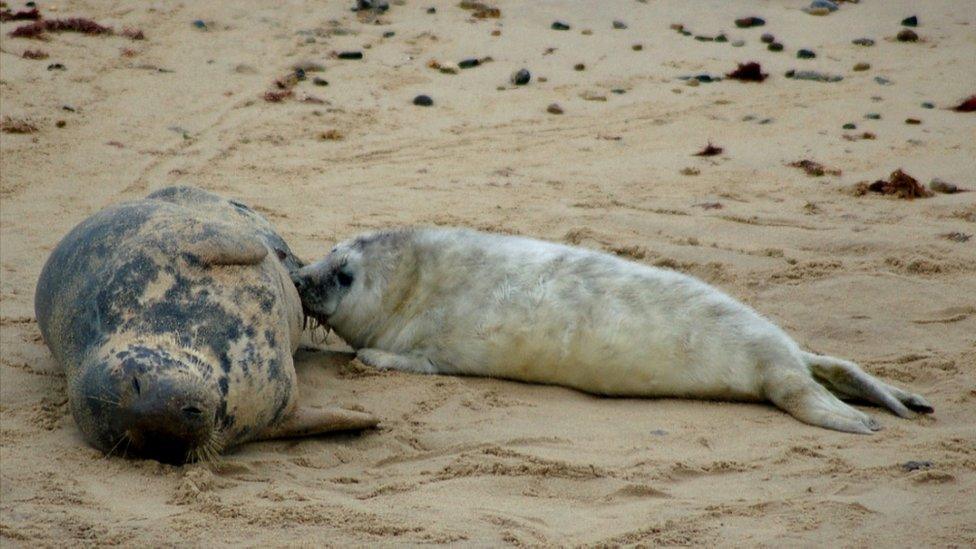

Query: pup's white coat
left=296, top=227, right=932, bottom=433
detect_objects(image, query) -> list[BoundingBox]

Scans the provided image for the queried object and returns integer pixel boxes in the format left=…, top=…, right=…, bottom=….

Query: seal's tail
left=802, top=352, right=934, bottom=418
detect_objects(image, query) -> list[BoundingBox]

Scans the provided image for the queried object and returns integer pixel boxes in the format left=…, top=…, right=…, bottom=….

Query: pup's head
left=292, top=230, right=410, bottom=336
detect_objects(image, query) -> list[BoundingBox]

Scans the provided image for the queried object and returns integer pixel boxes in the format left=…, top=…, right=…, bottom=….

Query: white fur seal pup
left=35, top=187, right=377, bottom=464
left=293, top=227, right=933, bottom=434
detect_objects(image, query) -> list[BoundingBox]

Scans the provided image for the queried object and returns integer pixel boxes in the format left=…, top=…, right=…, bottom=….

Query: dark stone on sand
left=413, top=94, right=433, bottom=106
left=852, top=38, right=875, bottom=46
left=797, top=49, right=816, bottom=59
left=865, top=113, right=881, bottom=120
left=901, top=15, right=918, bottom=27
left=383, top=31, right=395, bottom=38
left=426, top=7, right=436, bottom=14
left=313, top=77, right=329, bottom=86
left=552, top=21, right=571, bottom=31
left=458, top=58, right=481, bottom=69
left=694, top=35, right=714, bottom=42
left=612, top=20, right=627, bottom=29
left=192, top=20, right=207, bottom=30
left=921, top=102, right=934, bottom=109
left=761, top=33, right=774, bottom=44
left=843, top=123, right=856, bottom=130
left=511, top=68, right=530, bottom=85
left=715, top=34, right=728, bottom=43
left=47, top=63, right=65, bottom=71
left=547, top=103, right=564, bottom=115
left=574, top=63, right=585, bottom=71
left=735, top=16, right=765, bottom=28
left=338, top=51, right=364, bottom=59
left=902, top=461, right=933, bottom=472
left=897, top=29, right=919, bottom=42
left=768, top=42, right=784, bottom=52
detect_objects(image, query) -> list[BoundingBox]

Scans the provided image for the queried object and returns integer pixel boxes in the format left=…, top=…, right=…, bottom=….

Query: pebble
left=734, top=16, right=765, bottom=28
left=192, top=20, right=207, bottom=30
left=804, top=7, right=831, bottom=16
left=574, top=63, right=586, bottom=71
left=865, top=113, right=881, bottom=119
left=581, top=29, right=593, bottom=35
left=852, top=38, right=875, bottom=46
left=715, top=34, right=728, bottom=43
left=612, top=20, right=627, bottom=29
left=874, top=76, right=892, bottom=85
left=547, top=103, right=564, bottom=115
left=313, top=77, right=329, bottom=86
left=731, top=40, right=745, bottom=47
left=56, top=120, right=66, bottom=128
left=905, top=118, right=922, bottom=125
left=921, top=102, right=935, bottom=109
left=761, top=33, right=775, bottom=44
left=807, top=0, right=838, bottom=12
left=458, top=58, right=481, bottom=69
left=580, top=90, right=607, bottom=102
left=551, top=21, right=570, bottom=31
left=768, top=42, right=784, bottom=52
left=354, top=0, right=389, bottom=11
left=47, top=63, right=66, bottom=71
left=797, top=49, right=816, bottom=59
left=929, top=178, right=958, bottom=194
left=510, top=68, right=530, bottom=85
left=694, top=35, right=713, bottom=42
left=337, top=51, right=364, bottom=59
left=686, top=79, right=699, bottom=87
left=785, top=70, right=842, bottom=82
left=897, top=29, right=919, bottom=42
left=902, top=461, right=933, bottom=472
left=426, top=7, right=436, bottom=14
left=611, top=89, right=626, bottom=95
left=632, top=44, right=643, bottom=51
left=383, top=31, right=395, bottom=38
left=853, top=62, right=871, bottom=71
left=413, top=94, right=433, bottom=106
left=437, top=61, right=459, bottom=74
left=901, top=15, right=918, bottom=27
left=843, top=123, right=857, bottom=130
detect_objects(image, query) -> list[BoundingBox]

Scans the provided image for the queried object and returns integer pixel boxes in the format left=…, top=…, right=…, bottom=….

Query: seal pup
left=35, top=186, right=377, bottom=464
left=293, top=227, right=933, bottom=434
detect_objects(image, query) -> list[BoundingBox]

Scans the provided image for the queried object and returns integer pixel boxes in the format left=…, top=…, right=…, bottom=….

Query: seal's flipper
left=255, top=406, right=379, bottom=440
left=184, top=228, right=268, bottom=266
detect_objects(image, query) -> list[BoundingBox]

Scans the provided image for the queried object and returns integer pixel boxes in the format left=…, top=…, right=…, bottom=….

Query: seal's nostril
left=182, top=406, right=203, bottom=417
left=131, top=377, right=141, bottom=395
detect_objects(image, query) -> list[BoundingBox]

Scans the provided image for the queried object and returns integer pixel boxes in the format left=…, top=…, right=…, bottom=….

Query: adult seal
left=35, top=186, right=377, bottom=464
left=293, top=227, right=933, bottom=434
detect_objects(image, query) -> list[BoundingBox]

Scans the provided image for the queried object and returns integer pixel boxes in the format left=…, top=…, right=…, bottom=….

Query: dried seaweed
left=263, top=90, right=293, bottom=102
left=21, top=49, right=48, bottom=59
left=10, top=18, right=114, bottom=38
left=855, top=169, right=932, bottom=199
left=694, top=143, right=723, bottom=156
left=789, top=160, right=841, bottom=177
left=952, top=95, right=976, bottom=113
left=0, top=8, right=40, bottom=22
left=726, top=62, right=767, bottom=82
left=458, top=1, right=500, bottom=18
left=1, top=117, right=38, bottom=134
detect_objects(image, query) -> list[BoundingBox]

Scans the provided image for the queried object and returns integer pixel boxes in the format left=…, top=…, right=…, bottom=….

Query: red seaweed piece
left=121, top=28, right=145, bottom=40
left=10, top=18, right=114, bottom=39
left=857, top=169, right=932, bottom=199
left=726, top=62, right=768, bottom=82
left=263, top=90, right=293, bottom=102
left=952, top=95, right=976, bottom=112
left=694, top=142, right=723, bottom=156
left=0, top=8, right=40, bottom=21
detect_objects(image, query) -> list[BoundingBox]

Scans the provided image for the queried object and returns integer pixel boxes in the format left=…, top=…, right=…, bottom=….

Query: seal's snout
left=120, top=372, right=218, bottom=464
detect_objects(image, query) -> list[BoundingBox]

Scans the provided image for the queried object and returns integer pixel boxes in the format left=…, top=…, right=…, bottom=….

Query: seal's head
left=70, top=338, right=221, bottom=464
left=292, top=230, right=411, bottom=343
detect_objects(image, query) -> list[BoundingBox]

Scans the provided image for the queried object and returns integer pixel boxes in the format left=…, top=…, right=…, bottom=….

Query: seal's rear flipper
left=255, top=406, right=379, bottom=440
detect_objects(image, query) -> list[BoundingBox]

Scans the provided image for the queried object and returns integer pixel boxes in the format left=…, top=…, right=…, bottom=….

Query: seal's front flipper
left=255, top=406, right=379, bottom=440
left=357, top=348, right=438, bottom=374
left=184, top=225, right=268, bottom=266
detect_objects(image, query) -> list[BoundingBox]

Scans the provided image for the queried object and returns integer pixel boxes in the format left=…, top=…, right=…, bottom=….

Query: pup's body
left=294, top=227, right=932, bottom=433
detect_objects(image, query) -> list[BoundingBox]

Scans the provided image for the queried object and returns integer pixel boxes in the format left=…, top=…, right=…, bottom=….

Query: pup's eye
left=336, top=270, right=353, bottom=287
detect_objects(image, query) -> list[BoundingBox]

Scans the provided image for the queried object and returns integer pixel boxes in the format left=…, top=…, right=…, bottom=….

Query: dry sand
left=2, top=0, right=975, bottom=545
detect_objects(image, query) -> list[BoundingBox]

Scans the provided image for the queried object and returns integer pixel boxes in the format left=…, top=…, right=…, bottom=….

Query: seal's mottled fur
left=36, top=187, right=376, bottom=463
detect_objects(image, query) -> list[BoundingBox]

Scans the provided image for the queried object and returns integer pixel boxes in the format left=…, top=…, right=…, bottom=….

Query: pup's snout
left=290, top=269, right=309, bottom=293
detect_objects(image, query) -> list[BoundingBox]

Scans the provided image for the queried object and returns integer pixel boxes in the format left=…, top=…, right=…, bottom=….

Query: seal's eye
left=336, top=270, right=353, bottom=287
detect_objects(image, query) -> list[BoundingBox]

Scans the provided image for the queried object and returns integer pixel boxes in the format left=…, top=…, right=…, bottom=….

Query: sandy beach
left=2, top=0, right=975, bottom=545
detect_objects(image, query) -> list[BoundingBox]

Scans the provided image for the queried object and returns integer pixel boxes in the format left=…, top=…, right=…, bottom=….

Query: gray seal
left=35, top=186, right=376, bottom=464
left=293, top=227, right=933, bottom=434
